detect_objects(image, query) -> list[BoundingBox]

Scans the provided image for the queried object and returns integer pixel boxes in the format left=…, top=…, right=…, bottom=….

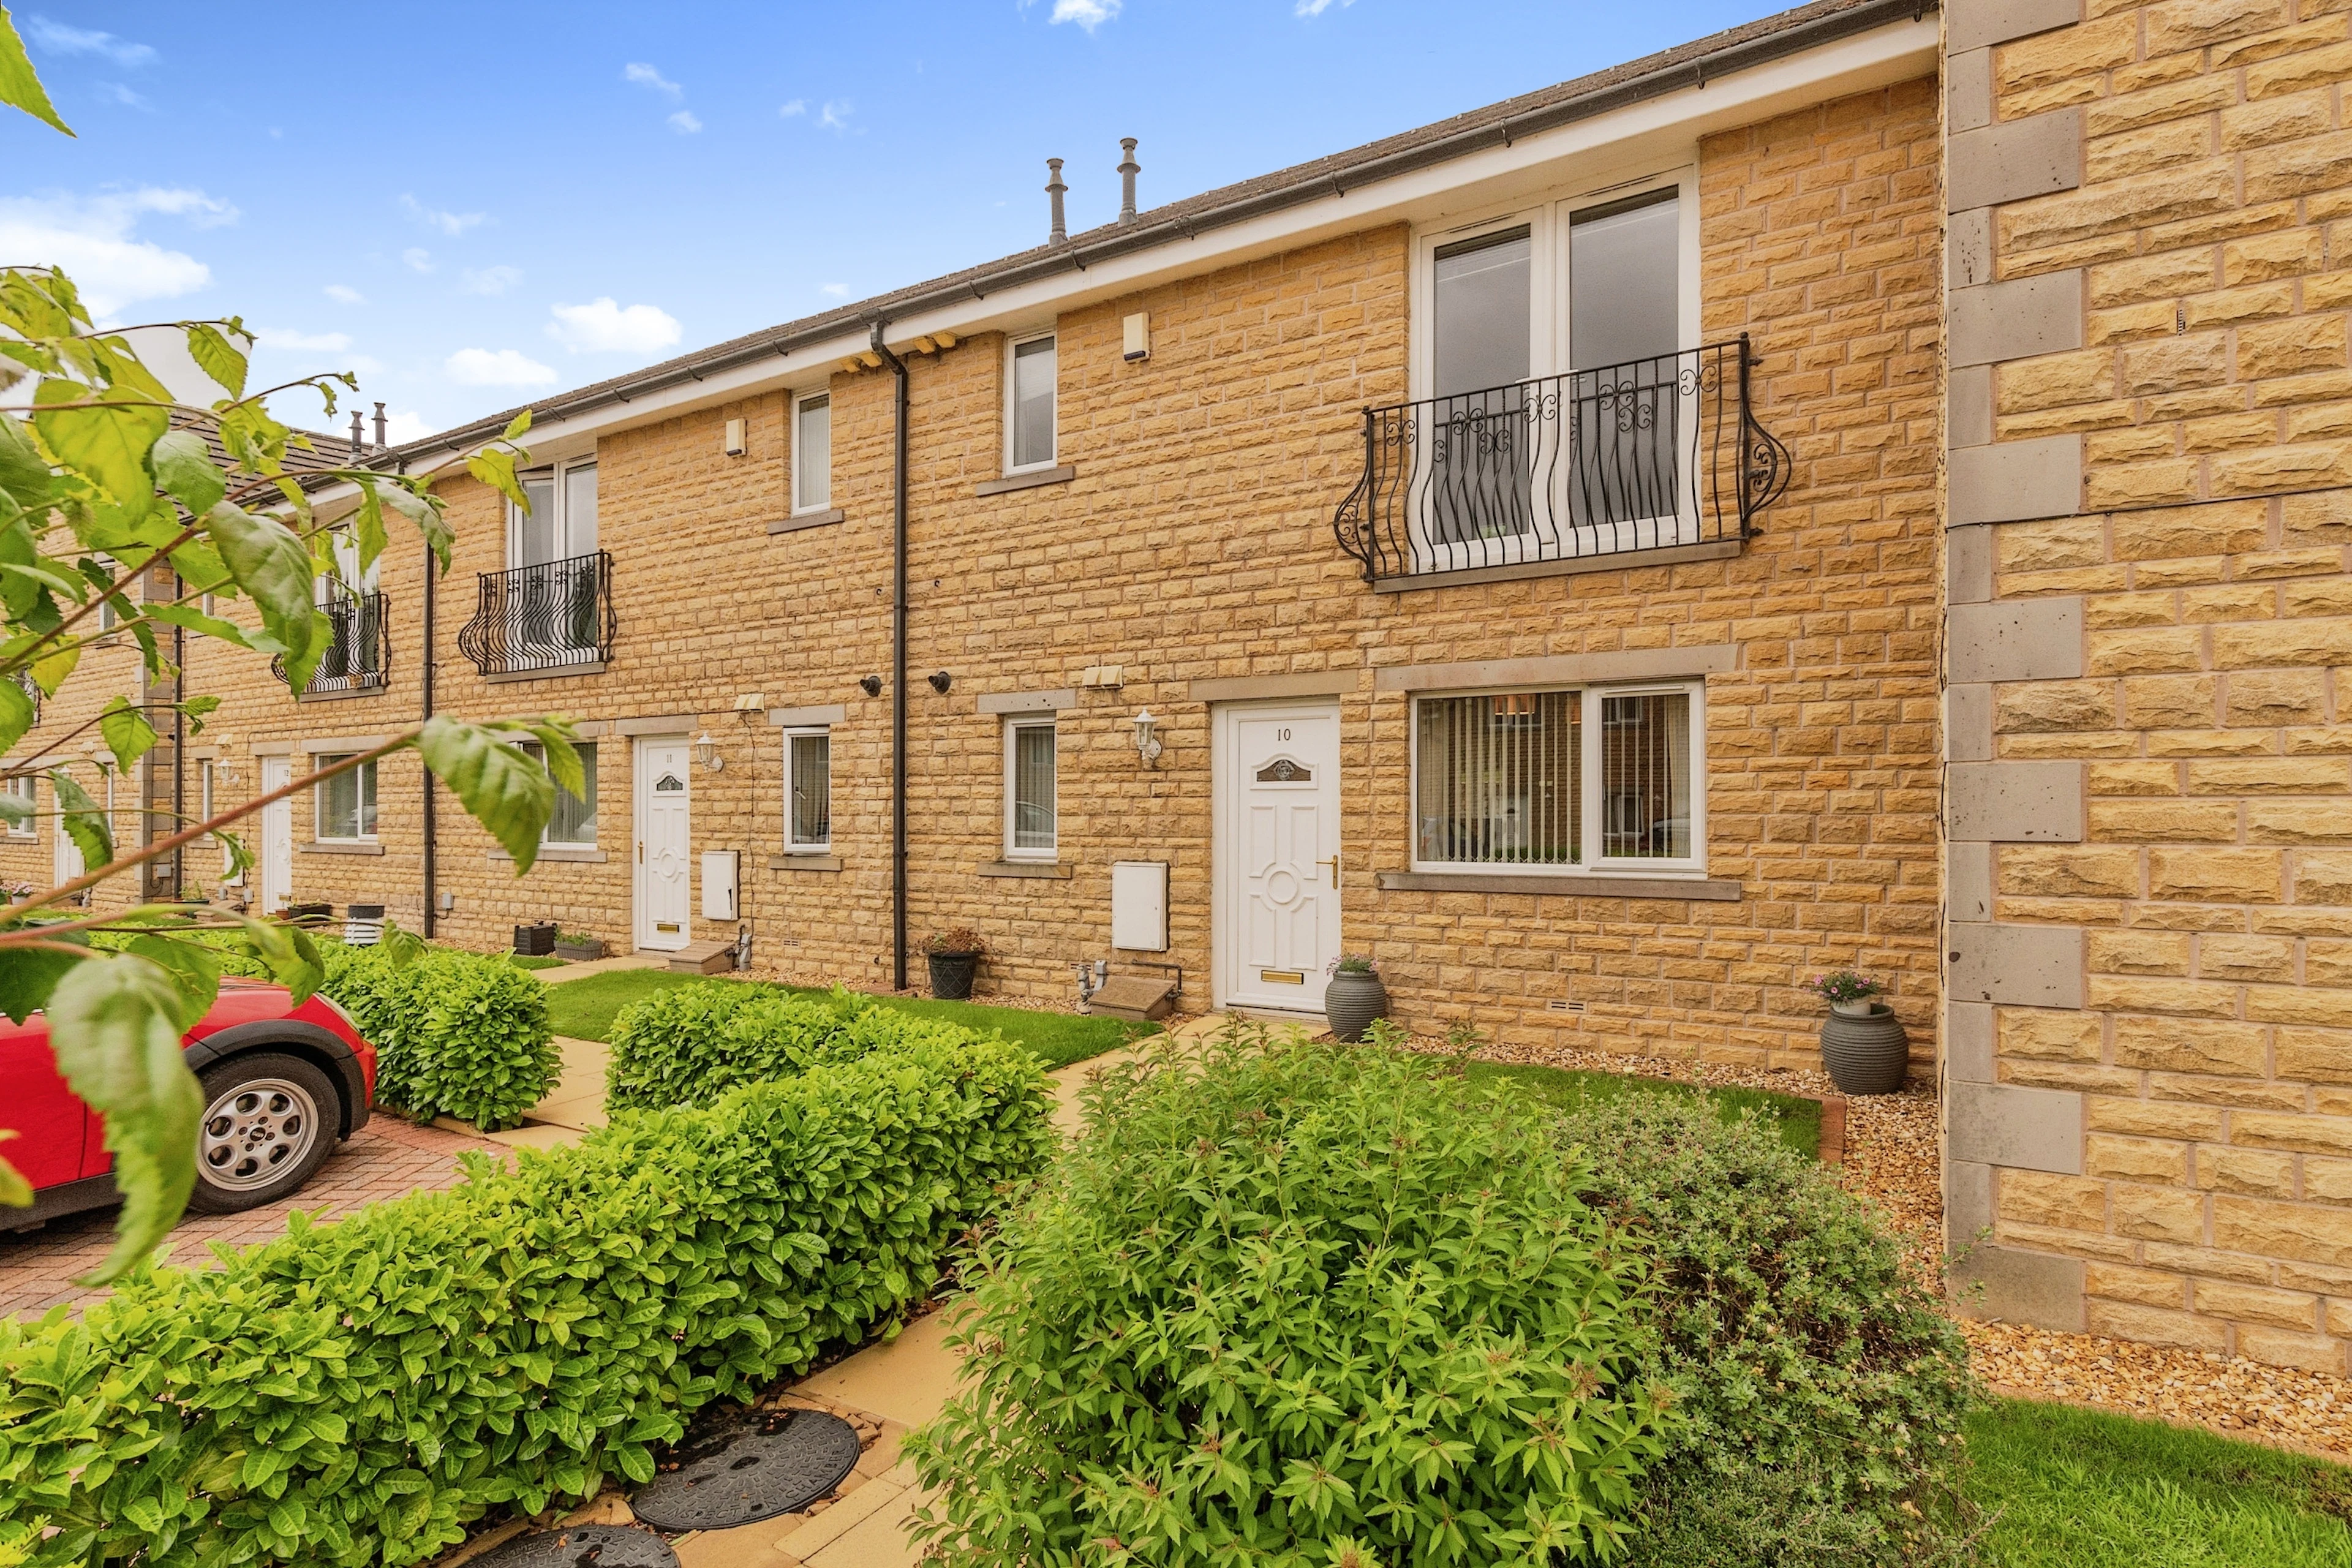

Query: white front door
left=633, top=737, right=692, bottom=951
left=1215, top=702, right=1343, bottom=1015
left=257, top=755, right=292, bottom=913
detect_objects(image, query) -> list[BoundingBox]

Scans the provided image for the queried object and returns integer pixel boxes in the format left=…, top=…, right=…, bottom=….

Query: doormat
left=628, top=1407, right=862, bottom=1532
left=473, top=1523, right=677, bottom=1568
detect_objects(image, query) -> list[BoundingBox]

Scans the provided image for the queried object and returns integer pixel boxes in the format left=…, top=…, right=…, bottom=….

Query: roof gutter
left=398, top=0, right=1932, bottom=461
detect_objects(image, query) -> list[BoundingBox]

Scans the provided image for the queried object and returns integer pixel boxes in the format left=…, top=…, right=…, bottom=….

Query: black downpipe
left=870, top=322, right=910, bottom=992
left=419, top=477, right=437, bottom=940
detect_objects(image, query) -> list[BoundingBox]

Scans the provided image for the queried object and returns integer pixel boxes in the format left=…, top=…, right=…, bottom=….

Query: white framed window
left=519, top=740, right=598, bottom=846
left=793, top=393, right=832, bottom=513
left=315, top=755, right=378, bottom=842
left=509, top=459, right=598, bottom=567
left=1410, top=680, right=1704, bottom=876
left=2, top=773, right=33, bottom=838
left=1005, top=331, right=1057, bottom=473
left=1003, top=717, right=1056, bottom=861
left=785, top=728, right=831, bottom=852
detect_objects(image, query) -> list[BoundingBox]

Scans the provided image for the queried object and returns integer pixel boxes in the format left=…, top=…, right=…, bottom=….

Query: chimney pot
left=1045, top=157, right=1069, bottom=246
left=348, top=411, right=363, bottom=457
left=1117, top=137, right=1140, bottom=225
left=372, top=401, right=387, bottom=448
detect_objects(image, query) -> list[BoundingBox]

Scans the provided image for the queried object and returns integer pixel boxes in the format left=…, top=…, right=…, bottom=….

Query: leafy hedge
left=319, top=942, right=557, bottom=1129
left=606, top=981, right=993, bottom=1112
left=1558, top=1094, right=1976, bottom=1566
left=0, top=1033, right=1055, bottom=1568
left=907, top=1030, right=1671, bottom=1566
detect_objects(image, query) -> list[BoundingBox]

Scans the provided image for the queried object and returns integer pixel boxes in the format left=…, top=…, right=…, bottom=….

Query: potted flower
left=554, top=929, right=605, bottom=963
left=1803, top=970, right=1908, bottom=1095
left=924, top=927, right=986, bottom=1000
left=1324, top=954, right=1388, bottom=1042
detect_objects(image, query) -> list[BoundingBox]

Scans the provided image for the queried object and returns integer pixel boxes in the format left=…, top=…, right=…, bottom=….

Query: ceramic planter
left=1325, top=970, right=1389, bottom=1042
left=513, top=922, right=558, bottom=956
left=928, top=951, right=980, bottom=1000
left=1819, top=1000, right=1909, bottom=1095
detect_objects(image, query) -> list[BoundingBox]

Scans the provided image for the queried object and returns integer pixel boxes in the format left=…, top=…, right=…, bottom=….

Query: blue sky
left=3, top=1, right=1784, bottom=440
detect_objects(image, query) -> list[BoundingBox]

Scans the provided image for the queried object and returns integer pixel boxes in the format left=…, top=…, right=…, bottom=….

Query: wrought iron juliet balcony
left=457, top=551, right=616, bottom=677
left=1333, top=337, right=1791, bottom=588
left=274, top=581, right=390, bottom=696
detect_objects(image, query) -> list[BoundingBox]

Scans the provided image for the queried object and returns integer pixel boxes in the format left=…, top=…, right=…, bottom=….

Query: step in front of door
left=664, top=938, right=737, bottom=975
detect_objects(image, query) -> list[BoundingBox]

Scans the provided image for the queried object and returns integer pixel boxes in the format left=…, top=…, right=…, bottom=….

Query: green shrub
left=907, top=1030, right=1672, bottom=1566
left=322, top=942, right=557, bottom=1129
left=1557, top=1095, right=1977, bottom=1566
left=0, top=1033, right=1055, bottom=1568
left=606, top=981, right=993, bottom=1111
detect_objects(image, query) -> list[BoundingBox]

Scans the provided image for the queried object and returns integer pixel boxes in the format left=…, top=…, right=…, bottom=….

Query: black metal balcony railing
left=1333, top=337, right=1791, bottom=586
left=457, top=551, right=615, bottom=677
left=273, top=581, right=389, bottom=696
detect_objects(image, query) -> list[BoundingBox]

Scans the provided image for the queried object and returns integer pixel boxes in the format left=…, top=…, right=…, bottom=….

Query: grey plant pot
left=554, top=940, right=604, bottom=963
left=928, top=952, right=979, bottom=1000
left=1325, top=971, right=1389, bottom=1043
left=1819, top=1001, right=1909, bottom=1095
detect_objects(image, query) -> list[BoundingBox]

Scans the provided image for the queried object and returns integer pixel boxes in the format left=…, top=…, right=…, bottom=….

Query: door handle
left=1321, top=856, right=1340, bottom=889
left=637, top=840, right=644, bottom=864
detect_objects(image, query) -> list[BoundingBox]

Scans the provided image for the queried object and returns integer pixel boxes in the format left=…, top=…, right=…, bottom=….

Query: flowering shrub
left=1327, top=952, right=1379, bottom=976
left=1801, top=969, right=1884, bottom=1006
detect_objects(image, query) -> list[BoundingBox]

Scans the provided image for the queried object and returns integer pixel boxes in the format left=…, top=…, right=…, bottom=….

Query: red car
left=1, top=977, right=377, bottom=1229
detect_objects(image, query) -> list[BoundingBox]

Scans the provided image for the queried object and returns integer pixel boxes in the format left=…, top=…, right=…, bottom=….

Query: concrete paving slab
left=770, top=1468, right=904, bottom=1561
left=483, top=1123, right=578, bottom=1152
left=537, top=953, right=666, bottom=984
left=795, top=1463, right=933, bottom=1568
left=787, top=1313, right=963, bottom=1430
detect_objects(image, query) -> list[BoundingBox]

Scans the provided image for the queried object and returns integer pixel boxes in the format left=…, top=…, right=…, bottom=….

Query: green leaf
left=33, top=377, right=164, bottom=513
left=31, top=641, right=77, bottom=695
left=526, top=723, right=586, bottom=801
left=143, top=600, right=263, bottom=650
left=0, top=7, right=72, bottom=136
left=465, top=446, right=527, bottom=513
left=377, top=483, right=453, bottom=571
left=47, top=952, right=205, bottom=1284
left=503, top=409, right=533, bottom=442
left=124, top=933, right=221, bottom=1034
left=417, top=717, right=553, bottom=873
left=50, top=767, right=113, bottom=870
left=184, top=323, right=248, bottom=399
left=0, top=676, right=30, bottom=756
left=151, top=429, right=228, bottom=516
left=0, top=1131, right=31, bottom=1207
left=233, top=914, right=322, bottom=1004
left=0, top=774, right=26, bottom=827
left=0, top=927, right=88, bottom=1022
left=99, top=696, right=159, bottom=775
left=0, top=410, right=57, bottom=507
left=351, top=483, right=387, bottom=577
left=200, top=500, right=315, bottom=679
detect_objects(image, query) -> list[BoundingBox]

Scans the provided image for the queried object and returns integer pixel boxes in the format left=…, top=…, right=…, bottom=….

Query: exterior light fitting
left=1133, top=708, right=1162, bottom=767
left=692, top=731, right=724, bottom=772
left=859, top=674, right=884, bottom=698
left=929, top=671, right=952, bottom=695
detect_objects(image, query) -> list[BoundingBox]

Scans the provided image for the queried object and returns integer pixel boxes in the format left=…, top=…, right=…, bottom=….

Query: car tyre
left=186, top=1052, right=342, bottom=1213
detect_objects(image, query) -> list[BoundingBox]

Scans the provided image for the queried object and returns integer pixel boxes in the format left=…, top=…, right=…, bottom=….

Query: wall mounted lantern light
left=692, top=731, right=724, bottom=772
left=1132, top=708, right=1162, bottom=767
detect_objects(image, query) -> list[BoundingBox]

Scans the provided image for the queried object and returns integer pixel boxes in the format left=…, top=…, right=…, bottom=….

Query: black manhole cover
left=473, top=1523, right=677, bottom=1568
left=629, top=1408, right=862, bottom=1532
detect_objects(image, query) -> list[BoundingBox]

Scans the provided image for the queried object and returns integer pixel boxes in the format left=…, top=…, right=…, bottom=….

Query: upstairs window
left=1008, top=333, right=1057, bottom=472
left=510, top=459, right=598, bottom=567
left=2, top=773, right=33, bottom=838
left=793, top=393, right=832, bottom=513
left=1004, top=717, right=1056, bottom=860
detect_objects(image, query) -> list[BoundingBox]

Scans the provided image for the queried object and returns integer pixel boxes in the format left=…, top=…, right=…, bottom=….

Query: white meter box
left=701, top=851, right=739, bottom=921
left=1111, top=860, right=1169, bottom=951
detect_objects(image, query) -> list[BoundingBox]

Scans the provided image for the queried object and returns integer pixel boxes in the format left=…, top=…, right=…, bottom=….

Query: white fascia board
left=417, top=17, right=1935, bottom=461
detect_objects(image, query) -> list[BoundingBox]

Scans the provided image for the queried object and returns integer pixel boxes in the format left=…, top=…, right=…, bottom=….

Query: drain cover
left=628, top=1408, right=862, bottom=1532
left=474, top=1523, right=677, bottom=1568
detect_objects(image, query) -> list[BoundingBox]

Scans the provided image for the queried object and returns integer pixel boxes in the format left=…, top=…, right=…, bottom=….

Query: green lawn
left=505, top=954, right=569, bottom=971
left=1962, top=1399, right=2352, bottom=1566
left=539, top=967, right=1156, bottom=1068
left=1457, top=1058, right=1822, bottom=1159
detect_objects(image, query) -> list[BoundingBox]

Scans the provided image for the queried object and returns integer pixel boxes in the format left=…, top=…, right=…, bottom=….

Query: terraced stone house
left=9, top=0, right=2352, bottom=1369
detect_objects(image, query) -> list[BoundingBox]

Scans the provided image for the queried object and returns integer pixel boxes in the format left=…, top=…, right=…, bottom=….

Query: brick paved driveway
left=0, top=1116, right=502, bottom=1321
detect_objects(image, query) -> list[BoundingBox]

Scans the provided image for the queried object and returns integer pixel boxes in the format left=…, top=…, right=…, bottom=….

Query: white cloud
left=445, top=348, right=558, bottom=387
left=459, top=265, right=522, bottom=296
left=253, top=326, right=351, bottom=352
left=324, top=283, right=365, bottom=304
left=0, top=187, right=234, bottom=317
left=668, top=109, right=702, bottom=134
left=401, top=247, right=433, bottom=273
left=624, top=62, right=682, bottom=97
left=379, top=409, right=435, bottom=445
left=400, top=194, right=484, bottom=237
left=818, top=99, right=852, bottom=132
left=546, top=297, right=682, bottom=355
left=99, top=82, right=148, bottom=109
left=26, top=17, right=154, bottom=66
left=820, top=282, right=848, bottom=298
left=1050, top=0, right=1120, bottom=29
left=779, top=99, right=805, bottom=117
left=1295, top=0, right=1352, bottom=12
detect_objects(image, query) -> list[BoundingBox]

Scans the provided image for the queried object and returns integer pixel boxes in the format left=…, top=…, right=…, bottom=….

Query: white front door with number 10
left=1217, top=703, right=1342, bottom=1013
left=634, top=737, right=692, bottom=952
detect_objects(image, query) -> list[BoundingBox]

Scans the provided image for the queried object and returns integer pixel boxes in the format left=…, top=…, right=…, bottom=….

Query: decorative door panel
left=635, top=741, right=693, bottom=951
left=1218, top=705, right=1341, bottom=1012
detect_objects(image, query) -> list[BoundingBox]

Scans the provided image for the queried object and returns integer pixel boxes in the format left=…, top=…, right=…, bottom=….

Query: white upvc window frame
left=314, top=754, right=379, bottom=844
left=783, top=726, right=832, bottom=853
left=1407, top=677, right=1706, bottom=879
left=791, top=391, right=832, bottom=515
left=2, top=772, right=34, bottom=838
left=506, top=456, right=599, bottom=568
left=1003, top=330, right=1058, bottom=475
left=1002, top=715, right=1057, bottom=862
left=519, top=739, right=598, bottom=847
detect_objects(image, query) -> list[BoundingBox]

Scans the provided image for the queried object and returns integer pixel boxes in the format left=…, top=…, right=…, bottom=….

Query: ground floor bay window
left=1411, top=682, right=1702, bottom=875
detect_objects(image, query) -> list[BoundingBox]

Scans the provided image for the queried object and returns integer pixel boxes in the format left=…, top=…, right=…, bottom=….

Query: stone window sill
left=488, top=845, right=608, bottom=863
left=974, top=465, right=1074, bottom=497
left=296, top=683, right=390, bottom=703
left=767, top=509, right=844, bottom=535
left=769, top=853, right=843, bottom=872
left=980, top=859, right=1072, bottom=880
left=302, top=840, right=385, bottom=856
left=486, top=661, right=606, bottom=685
left=1375, top=870, right=1741, bottom=902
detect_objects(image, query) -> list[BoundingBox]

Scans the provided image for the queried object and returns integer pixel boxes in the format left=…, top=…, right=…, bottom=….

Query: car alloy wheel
left=199, top=1075, right=321, bottom=1192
